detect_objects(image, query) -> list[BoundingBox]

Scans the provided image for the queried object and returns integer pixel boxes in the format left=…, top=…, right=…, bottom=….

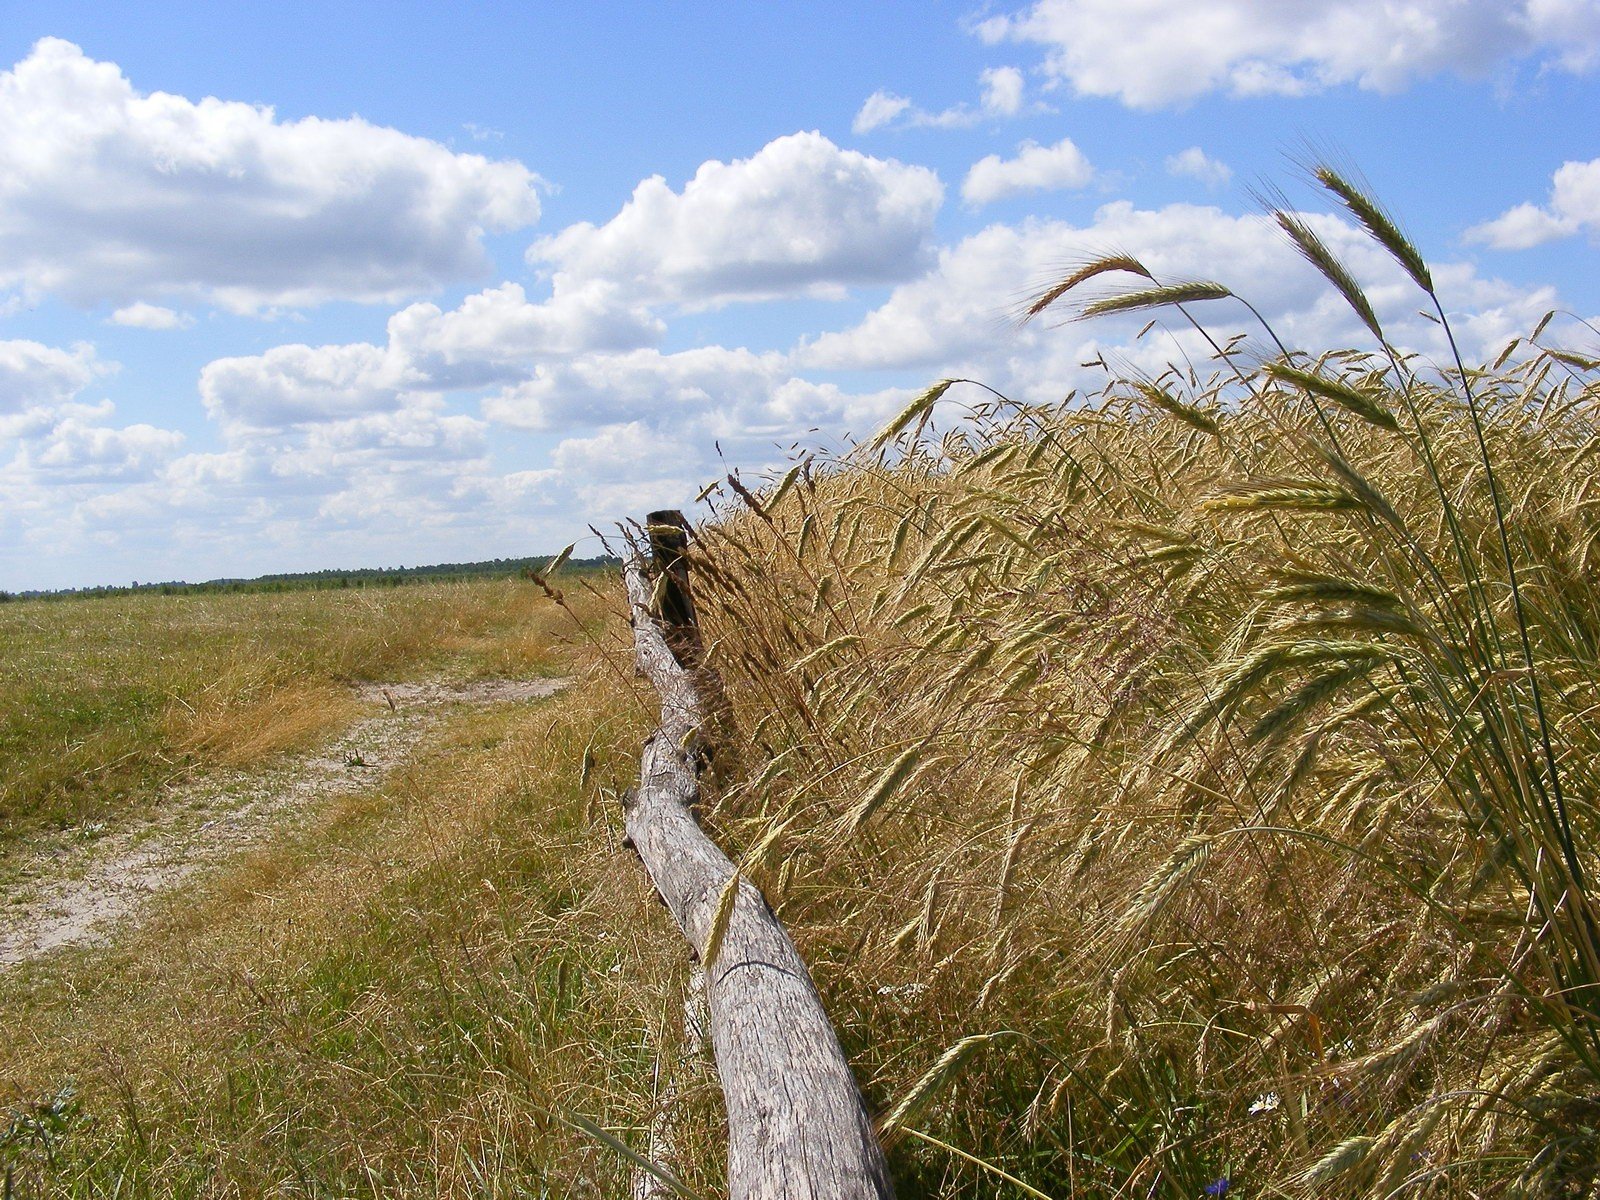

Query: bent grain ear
left=620, top=520, right=896, bottom=1200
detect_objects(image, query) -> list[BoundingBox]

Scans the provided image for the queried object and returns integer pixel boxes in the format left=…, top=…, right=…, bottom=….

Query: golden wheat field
left=666, top=175, right=1600, bottom=1197
left=6, top=172, right=1600, bottom=1198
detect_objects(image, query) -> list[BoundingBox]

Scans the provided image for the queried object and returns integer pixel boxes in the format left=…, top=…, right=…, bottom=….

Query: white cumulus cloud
left=169, top=131, right=947, bottom=446
left=963, top=137, right=1094, bottom=206
left=529, top=131, right=942, bottom=308
left=980, top=66, right=1028, bottom=116
left=0, top=337, right=185, bottom=511
left=0, top=339, right=108, bottom=415
left=108, top=302, right=194, bottom=330
left=483, top=344, right=907, bottom=455
left=975, top=0, right=1600, bottom=108
left=200, top=343, right=403, bottom=430
left=0, top=38, right=544, bottom=312
left=1467, top=157, right=1600, bottom=249
left=800, top=201, right=1559, bottom=385
left=386, top=281, right=661, bottom=388
left=853, top=65, right=1042, bottom=133
left=1166, top=147, right=1233, bottom=188
left=485, top=349, right=908, bottom=523
left=20, top=417, right=184, bottom=482
left=484, top=346, right=791, bottom=433
left=195, top=278, right=666, bottom=432
left=853, top=90, right=915, bottom=134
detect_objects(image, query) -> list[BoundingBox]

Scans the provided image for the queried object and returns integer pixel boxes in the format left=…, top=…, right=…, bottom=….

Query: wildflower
left=1204, top=1179, right=1230, bottom=1197
left=1248, top=1091, right=1281, bottom=1115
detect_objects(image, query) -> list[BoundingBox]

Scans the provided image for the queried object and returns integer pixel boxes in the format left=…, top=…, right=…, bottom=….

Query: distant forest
left=2, top=555, right=619, bottom=602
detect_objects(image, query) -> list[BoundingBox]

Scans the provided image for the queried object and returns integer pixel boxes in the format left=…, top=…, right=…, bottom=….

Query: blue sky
left=2, top=1, right=1597, bottom=589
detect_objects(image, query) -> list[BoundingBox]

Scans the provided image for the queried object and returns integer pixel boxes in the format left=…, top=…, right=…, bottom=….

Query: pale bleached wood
left=622, top=540, right=895, bottom=1200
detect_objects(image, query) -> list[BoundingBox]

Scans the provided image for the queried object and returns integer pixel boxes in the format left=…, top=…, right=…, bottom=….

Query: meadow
left=0, top=572, right=693, bottom=1196
left=0, top=578, right=588, bottom=862
left=5, top=170, right=1600, bottom=1197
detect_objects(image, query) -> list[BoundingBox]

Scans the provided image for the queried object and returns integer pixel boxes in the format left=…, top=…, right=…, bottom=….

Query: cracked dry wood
left=622, top=527, right=895, bottom=1200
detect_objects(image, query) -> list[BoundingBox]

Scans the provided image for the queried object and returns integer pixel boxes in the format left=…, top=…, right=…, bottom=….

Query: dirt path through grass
left=0, top=676, right=569, bottom=968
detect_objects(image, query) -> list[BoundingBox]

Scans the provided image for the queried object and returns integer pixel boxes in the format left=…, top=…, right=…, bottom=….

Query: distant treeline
left=0, top=555, right=619, bottom=603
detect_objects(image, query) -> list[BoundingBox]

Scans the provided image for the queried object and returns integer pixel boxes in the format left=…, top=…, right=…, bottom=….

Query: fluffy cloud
left=975, top=0, right=1600, bottom=108
left=279, top=407, right=487, bottom=477
left=0, top=337, right=184, bottom=515
left=210, top=130, right=932, bottom=428
left=195, top=276, right=667, bottom=432
left=117, top=131, right=945, bottom=447
left=529, top=132, right=942, bottom=308
left=853, top=91, right=915, bottom=134
left=538, top=421, right=704, bottom=527
left=550, top=420, right=696, bottom=480
left=800, top=201, right=1558, bottom=386
left=1467, top=158, right=1600, bottom=249
left=120, top=337, right=900, bottom=588
left=6, top=394, right=505, bottom=587
left=1166, top=147, right=1232, bottom=188
left=200, top=343, right=403, bottom=429
left=0, top=339, right=108, bottom=415
left=962, top=136, right=1094, bottom=205
left=0, top=38, right=543, bottom=311
left=1, top=116, right=948, bottom=585
left=484, top=344, right=904, bottom=450
left=853, top=65, right=1041, bottom=134
left=484, top=346, right=789, bottom=432
left=981, top=66, right=1027, bottom=116
left=480, top=348, right=907, bottom=525
left=108, top=303, right=194, bottom=330
left=386, top=282, right=661, bottom=386
left=19, top=417, right=183, bottom=482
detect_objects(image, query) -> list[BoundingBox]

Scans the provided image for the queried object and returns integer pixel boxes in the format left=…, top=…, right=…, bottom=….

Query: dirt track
left=0, top=676, right=569, bottom=968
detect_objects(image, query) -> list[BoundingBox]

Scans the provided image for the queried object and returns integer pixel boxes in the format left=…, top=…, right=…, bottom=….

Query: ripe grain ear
left=866, top=379, right=956, bottom=454
left=1023, top=254, right=1153, bottom=320
left=1313, top=164, right=1432, bottom=293
left=701, top=872, right=742, bottom=970
left=845, top=744, right=925, bottom=835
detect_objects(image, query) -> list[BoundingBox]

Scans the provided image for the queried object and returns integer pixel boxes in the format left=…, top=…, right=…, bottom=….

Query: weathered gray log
left=623, top=519, right=895, bottom=1200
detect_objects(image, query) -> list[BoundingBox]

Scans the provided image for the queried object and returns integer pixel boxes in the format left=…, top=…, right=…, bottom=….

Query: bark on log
left=623, top=518, right=895, bottom=1200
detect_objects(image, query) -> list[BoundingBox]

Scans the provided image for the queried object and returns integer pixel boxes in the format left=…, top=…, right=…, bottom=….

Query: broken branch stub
left=645, top=509, right=700, bottom=665
left=622, top=519, right=895, bottom=1200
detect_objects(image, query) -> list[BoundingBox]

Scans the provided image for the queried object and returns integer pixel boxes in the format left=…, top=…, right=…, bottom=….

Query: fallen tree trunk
left=623, top=511, right=895, bottom=1200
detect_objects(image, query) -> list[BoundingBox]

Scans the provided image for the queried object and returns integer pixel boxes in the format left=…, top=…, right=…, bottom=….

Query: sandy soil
left=0, top=675, right=569, bottom=969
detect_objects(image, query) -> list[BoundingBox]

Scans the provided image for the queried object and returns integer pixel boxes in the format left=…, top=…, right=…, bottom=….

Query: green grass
left=0, top=575, right=603, bottom=859
left=0, top=572, right=691, bottom=1198
left=1, top=681, right=705, bottom=1198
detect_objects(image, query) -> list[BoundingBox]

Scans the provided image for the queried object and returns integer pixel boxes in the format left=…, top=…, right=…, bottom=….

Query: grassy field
left=0, top=572, right=713, bottom=1196
left=0, top=578, right=590, bottom=862
left=6, top=171, right=1600, bottom=1198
